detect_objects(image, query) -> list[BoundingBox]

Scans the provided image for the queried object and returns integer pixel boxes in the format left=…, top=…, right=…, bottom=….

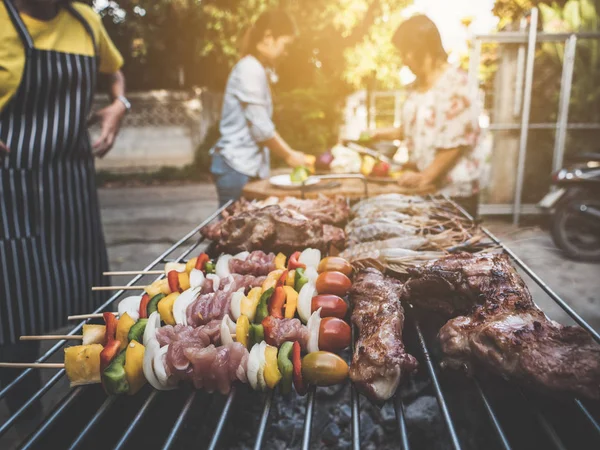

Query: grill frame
left=0, top=197, right=598, bottom=450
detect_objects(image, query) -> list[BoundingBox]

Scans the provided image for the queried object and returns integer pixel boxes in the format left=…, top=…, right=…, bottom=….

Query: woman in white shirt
left=211, top=10, right=313, bottom=206
left=369, top=15, right=481, bottom=216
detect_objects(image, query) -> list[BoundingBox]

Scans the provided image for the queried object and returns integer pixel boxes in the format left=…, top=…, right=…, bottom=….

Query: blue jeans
left=210, top=152, right=250, bottom=207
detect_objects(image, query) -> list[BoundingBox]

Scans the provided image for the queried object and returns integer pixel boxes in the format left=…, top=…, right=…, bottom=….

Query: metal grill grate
left=1, top=199, right=599, bottom=450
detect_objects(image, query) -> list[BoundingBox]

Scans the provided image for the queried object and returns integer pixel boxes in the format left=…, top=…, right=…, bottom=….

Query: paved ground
left=1, top=183, right=598, bottom=447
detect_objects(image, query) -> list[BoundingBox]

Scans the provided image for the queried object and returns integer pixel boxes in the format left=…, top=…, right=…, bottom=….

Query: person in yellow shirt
left=0, top=0, right=127, bottom=419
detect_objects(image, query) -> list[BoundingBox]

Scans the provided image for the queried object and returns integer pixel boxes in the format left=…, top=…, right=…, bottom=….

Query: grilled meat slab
left=201, top=205, right=345, bottom=254
left=350, top=269, right=418, bottom=402
left=404, top=253, right=600, bottom=400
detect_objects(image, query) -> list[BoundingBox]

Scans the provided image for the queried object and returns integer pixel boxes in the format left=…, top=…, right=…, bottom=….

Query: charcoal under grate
left=0, top=199, right=599, bottom=450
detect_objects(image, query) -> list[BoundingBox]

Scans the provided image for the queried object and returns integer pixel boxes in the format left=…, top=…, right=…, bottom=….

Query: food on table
left=290, top=166, right=310, bottom=183
left=349, top=269, right=418, bottom=403
left=370, top=161, right=391, bottom=178
left=360, top=155, right=377, bottom=177
left=329, top=144, right=362, bottom=174
left=201, top=205, right=345, bottom=254
left=403, top=253, right=600, bottom=400
left=315, top=151, right=334, bottom=171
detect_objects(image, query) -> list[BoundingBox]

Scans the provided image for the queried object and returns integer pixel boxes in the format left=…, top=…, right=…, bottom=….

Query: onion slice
left=215, top=254, right=232, bottom=279
left=247, top=344, right=260, bottom=390
left=297, top=283, right=316, bottom=323
left=233, top=251, right=250, bottom=261
left=189, top=268, right=205, bottom=289
left=143, top=339, right=163, bottom=390
left=299, top=248, right=321, bottom=269
left=220, top=314, right=236, bottom=346
left=117, top=295, right=142, bottom=322
left=229, top=289, right=245, bottom=321
left=256, top=341, right=268, bottom=391
left=172, top=286, right=201, bottom=326
left=206, top=274, right=220, bottom=292
left=143, top=311, right=161, bottom=346
left=153, top=345, right=174, bottom=388
left=304, top=267, right=319, bottom=285
left=306, top=308, right=322, bottom=353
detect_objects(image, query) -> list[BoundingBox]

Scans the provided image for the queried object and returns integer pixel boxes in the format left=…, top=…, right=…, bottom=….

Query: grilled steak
left=349, top=269, right=418, bottom=402
left=201, top=205, right=345, bottom=253
left=404, top=253, right=600, bottom=400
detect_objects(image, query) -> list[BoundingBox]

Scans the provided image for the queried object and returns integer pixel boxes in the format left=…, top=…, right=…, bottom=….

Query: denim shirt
left=212, top=55, right=274, bottom=179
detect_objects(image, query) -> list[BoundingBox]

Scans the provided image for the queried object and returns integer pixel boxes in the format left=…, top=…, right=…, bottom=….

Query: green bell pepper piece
left=147, top=294, right=165, bottom=316
left=294, top=268, right=308, bottom=293
left=254, top=287, right=273, bottom=324
left=127, top=318, right=147, bottom=343
left=205, top=260, right=216, bottom=274
left=249, top=324, right=264, bottom=347
left=102, top=349, right=129, bottom=395
left=277, top=341, right=294, bottom=395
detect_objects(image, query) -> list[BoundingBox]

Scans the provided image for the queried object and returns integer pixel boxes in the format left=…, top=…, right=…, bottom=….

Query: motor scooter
left=539, top=153, right=600, bottom=261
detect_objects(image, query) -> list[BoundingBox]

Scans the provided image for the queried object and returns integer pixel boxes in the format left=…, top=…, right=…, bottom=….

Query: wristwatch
left=115, top=95, right=131, bottom=113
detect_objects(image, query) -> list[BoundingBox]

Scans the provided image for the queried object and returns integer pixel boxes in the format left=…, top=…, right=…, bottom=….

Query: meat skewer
left=349, top=268, right=418, bottom=403
left=403, top=253, right=600, bottom=400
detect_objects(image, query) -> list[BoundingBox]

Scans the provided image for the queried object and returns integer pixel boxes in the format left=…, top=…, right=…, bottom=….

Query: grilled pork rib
left=349, top=269, right=418, bottom=402
left=201, top=205, right=345, bottom=254
left=404, top=253, right=600, bottom=400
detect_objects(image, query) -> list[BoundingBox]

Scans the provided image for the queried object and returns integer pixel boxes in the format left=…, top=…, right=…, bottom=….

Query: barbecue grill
left=1, top=198, right=599, bottom=450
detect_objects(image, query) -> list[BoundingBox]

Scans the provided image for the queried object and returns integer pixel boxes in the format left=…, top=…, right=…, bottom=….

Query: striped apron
left=0, top=0, right=109, bottom=345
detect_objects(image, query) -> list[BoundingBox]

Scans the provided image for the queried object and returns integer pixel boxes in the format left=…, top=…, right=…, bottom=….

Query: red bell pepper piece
left=288, top=252, right=306, bottom=270
left=100, top=339, right=121, bottom=373
left=167, top=270, right=180, bottom=293
left=262, top=316, right=277, bottom=346
left=195, top=253, right=209, bottom=271
left=277, top=270, right=288, bottom=288
left=103, top=311, right=118, bottom=346
left=139, top=293, right=150, bottom=319
left=292, top=341, right=306, bottom=396
left=268, top=285, right=285, bottom=319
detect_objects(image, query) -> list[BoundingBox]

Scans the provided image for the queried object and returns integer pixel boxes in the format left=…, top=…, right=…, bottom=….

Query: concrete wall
left=92, top=90, right=222, bottom=172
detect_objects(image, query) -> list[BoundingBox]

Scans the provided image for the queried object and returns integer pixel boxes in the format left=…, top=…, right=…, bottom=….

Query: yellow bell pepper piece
left=263, top=345, right=282, bottom=389
left=283, top=286, right=299, bottom=319
left=64, top=344, right=103, bottom=387
left=236, top=315, right=250, bottom=348
left=178, top=272, right=191, bottom=291
left=144, top=280, right=163, bottom=298
left=242, top=287, right=262, bottom=322
left=286, top=270, right=296, bottom=287
left=116, top=313, right=136, bottom=350
left=82, top=324, right=106, bottom=345
left=261, top=269, right=284, bottom=292
left=124, top=340, right=146, bottom=395
left=158, top=292, right=179, bottom=325
left=274, top=253, right=287, bottom=270
left=159, top=279, right=172, bottom=295
left=186, top=257, right=198, bottom=274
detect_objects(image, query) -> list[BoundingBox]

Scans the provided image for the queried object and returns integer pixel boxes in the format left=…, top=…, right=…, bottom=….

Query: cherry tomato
left=318, top=257, right=352, bottom=277
left=311, top=295, right=347, bottom=319
left=318, top=317, right=351, bottom=352
left=316, top=271, right=352, bottom=297
left=302, top=351, right=349, bottom=386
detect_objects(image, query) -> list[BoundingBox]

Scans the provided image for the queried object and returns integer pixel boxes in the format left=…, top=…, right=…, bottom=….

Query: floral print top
left=402, top=65, right=480, bottom=198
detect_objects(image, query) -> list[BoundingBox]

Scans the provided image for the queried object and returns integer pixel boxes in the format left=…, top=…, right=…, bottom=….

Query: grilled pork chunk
left=404, top=253, right=600, bottom=400
left=201, top=205, right=345, bottom=254
left=349, top=269, right=418, bottom=402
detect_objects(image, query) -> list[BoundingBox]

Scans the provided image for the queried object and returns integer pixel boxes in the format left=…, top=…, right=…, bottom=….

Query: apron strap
left=2, top=0, right=34, bottom=51
left=65, top=3, right=98, bottom=57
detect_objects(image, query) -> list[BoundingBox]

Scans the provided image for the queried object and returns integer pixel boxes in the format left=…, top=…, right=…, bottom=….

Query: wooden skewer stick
left=0, top=363, right=65, bottom=369
left=68, top=313, right=116, bottom=320
left=21, top=335, right=83, bottom=341
left=92, top=286, right=144, bottom=291
left=103, top=270, right=163, bottom=276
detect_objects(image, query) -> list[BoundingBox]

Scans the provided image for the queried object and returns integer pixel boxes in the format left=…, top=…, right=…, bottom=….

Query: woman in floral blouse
left=368, top=15, right=480, bottom=216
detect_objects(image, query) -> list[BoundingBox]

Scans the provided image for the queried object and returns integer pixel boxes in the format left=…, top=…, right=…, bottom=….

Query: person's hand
left=90, top=100, right=127, bottom=158
left=285, top=150, right=309, bottom=168
left=397, top=171, right=429, bottom=189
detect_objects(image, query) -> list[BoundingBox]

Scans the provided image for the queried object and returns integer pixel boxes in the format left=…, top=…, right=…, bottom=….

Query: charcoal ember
left=405, top=396, right=444, bottom=433
left=336, top=404, right=352, bottom=426
left=321, top=422, right=341, bottom=445
left=359, top=411, right=377, bottom=442
left=378, top=402, right=397, bottom=432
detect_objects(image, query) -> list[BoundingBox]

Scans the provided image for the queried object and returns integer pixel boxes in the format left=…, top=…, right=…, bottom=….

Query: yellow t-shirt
left=0, top=2, right=124, bottom=111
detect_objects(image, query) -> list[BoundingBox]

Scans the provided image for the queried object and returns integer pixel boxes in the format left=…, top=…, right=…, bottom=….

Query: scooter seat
left=566, top=152, right=600, bottom=162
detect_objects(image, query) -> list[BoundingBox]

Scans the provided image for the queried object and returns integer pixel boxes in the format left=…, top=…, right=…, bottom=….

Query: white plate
left=269, top=174, right=320, bottom=189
